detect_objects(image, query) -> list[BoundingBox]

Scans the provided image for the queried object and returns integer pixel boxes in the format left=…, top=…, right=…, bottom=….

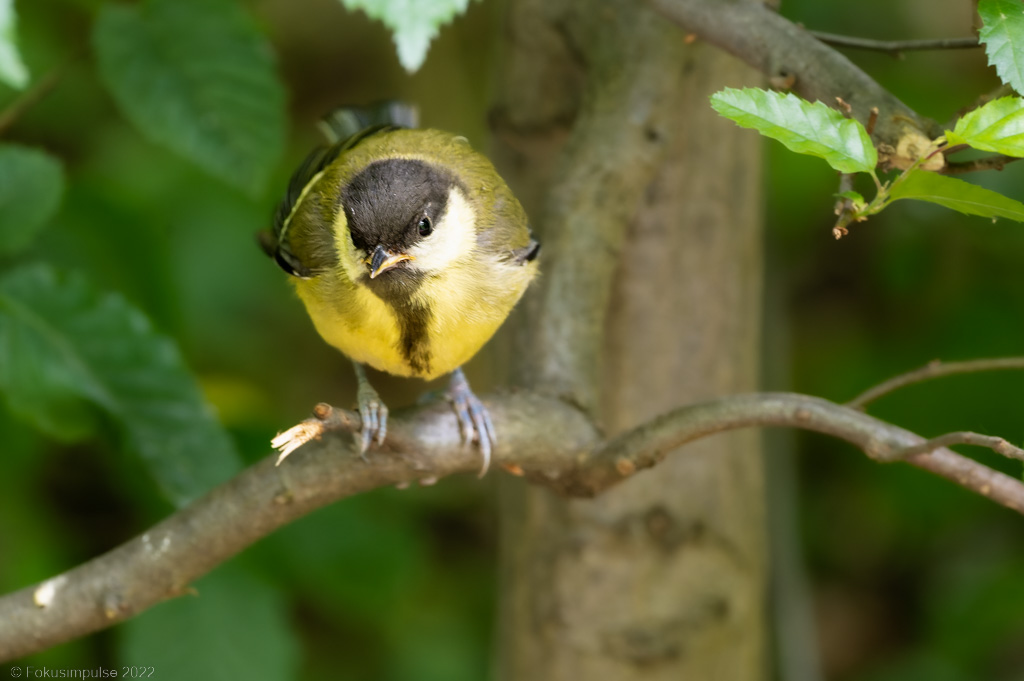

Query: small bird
left=264, top=103, right=539, bottom=476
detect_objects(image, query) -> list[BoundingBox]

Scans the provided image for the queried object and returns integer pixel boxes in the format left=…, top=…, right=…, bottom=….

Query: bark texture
left=493, top=0, right=766, bottom=678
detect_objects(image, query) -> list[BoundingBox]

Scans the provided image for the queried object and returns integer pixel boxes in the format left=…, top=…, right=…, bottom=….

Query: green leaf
left=0, top=0, right=28, bottom=90
left=120, top=565, right=299, bottom=681
left=979, top=0, right=1024, bottom=93
left=889, top=169, right=1024, bottom=222
left=711, top=87, right=877, bottom=174
left=0, top=144, right=64, bottom=255
left=93, top=0, right=286, bottom=195
left=0, top=265, right=241, bottom=506
left=946, top=96, right=1024, bottom=156
left=340, top=0, right=471, bottom=73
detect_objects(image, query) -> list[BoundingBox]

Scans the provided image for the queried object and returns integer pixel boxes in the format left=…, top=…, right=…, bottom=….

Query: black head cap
left=341, top=158, right=458, bottom=257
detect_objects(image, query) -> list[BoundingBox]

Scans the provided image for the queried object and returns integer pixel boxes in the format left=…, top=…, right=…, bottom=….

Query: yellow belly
left=293, top=260, right=533, bottom=380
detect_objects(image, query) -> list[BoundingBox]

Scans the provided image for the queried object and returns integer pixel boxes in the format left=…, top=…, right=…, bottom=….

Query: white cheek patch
left=408, top=187, right=476, bottom=272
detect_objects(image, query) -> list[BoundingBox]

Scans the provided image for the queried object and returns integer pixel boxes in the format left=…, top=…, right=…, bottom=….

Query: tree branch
left=648, top=0, right=943, bottom=168
left=574, top=393, right=1024, bottom=508
left=4, top=390, right=1024, bottom=661
left=512, top=4, right=693, bottom=411
left=847, top=357, right=1024, bottom=408
left=0, top=393, right=595, bottom=663
left=808, top=31, right=979, bottom=57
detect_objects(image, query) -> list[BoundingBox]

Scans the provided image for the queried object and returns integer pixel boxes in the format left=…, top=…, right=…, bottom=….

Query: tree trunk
left=492, top=1, right=767, bottom=679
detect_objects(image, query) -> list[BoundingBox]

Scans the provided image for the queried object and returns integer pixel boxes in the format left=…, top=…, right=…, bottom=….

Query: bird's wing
left=511, top=239, right=541, bottom=265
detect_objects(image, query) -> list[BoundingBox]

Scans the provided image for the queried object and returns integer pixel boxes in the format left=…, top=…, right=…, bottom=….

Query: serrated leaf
left=0, top=144, right=64, bottom=255
left=946, top=96, right=1024, bottom=156
left=711, top=87, right=877, bottom=174
left=0, top=265, right=240, bottom=506
left=93, top=0, right=286, bottom=195
left=341, top=0, right=470, bottom=73
left=0, top=0, right=28, bottom=90
left=120, top=565, right=299, bottom=681
left=889, top=169, right=1024, bottom=222
left=979, top=0, right=1024, bottom=93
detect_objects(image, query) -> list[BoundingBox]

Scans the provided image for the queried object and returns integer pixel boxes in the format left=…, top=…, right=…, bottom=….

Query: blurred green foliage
left=0, top=0, right=29, bottom=89
left=1, top=0, right=1023, bottom=680
left=0, top=145, right=62, bottom=253
left=1, top=0, right=498, bottom=678
left=773, top=2, right=1024, bottom=680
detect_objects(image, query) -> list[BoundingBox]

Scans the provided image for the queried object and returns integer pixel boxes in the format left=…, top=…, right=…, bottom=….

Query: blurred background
left=1, top=0, right=1023, bottom=679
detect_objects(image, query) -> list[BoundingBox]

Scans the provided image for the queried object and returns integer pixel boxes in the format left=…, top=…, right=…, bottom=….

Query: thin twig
left=949, top=84, right=1015, bottom=127
left=0, top=65, right=65, bottom=136
left=848, top=357, right=1024, bottom=409
left=809, top=31, right=979, bottom=57
left=889, top=431, right=1024, bottom=462
left=866, top=107, right=879, bottom=136
left=940, top=143, right=970, bottom=157
left=832, top=173, right=858, bottom=239
left=943, top=154, right=1023, bottom=174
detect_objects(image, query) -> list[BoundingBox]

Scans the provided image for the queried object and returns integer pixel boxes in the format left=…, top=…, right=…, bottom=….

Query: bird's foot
left=356, top=378, right=388, bottom=457
left=447, top=368, right=496, bottom=478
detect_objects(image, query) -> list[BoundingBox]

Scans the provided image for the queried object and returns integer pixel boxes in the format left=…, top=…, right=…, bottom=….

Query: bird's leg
left=446, top=367, right=496, bottom=477
left=353, top=361, right=388, bottom=456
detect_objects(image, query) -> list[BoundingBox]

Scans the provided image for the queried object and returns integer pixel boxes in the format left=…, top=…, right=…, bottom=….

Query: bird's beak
left=366, top=244, right=414, bottom=279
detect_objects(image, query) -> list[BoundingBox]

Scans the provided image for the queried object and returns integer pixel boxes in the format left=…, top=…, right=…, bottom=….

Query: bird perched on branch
left=263, top=103, right=540, bottom=476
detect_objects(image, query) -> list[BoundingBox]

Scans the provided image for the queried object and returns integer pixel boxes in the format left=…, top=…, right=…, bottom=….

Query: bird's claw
left=356, top=382, right=388, bottom=457
left=447, top=369, right=496, bottom=478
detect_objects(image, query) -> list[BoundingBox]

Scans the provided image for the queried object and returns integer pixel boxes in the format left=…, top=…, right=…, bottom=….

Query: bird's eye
left=418, top=216, right=433, bottom=237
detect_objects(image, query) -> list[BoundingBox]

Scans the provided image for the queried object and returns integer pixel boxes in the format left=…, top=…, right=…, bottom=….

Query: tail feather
left=318, top=101, right=419, bottom=143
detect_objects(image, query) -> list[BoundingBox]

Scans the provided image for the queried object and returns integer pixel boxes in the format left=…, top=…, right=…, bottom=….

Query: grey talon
left=447, top=367, right=497, bottom=477
left=353, top=362, right=389, bottom=460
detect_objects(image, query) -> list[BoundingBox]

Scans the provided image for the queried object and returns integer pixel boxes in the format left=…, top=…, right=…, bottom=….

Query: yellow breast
left=293, top=275, right=410, bottom=377
left=293, top=255, right=536, bottom=381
